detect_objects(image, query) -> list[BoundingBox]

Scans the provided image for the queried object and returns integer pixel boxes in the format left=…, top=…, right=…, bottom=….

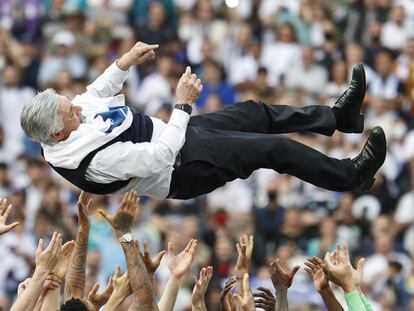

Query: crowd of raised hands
left=0, top=191, right=375, bottom=311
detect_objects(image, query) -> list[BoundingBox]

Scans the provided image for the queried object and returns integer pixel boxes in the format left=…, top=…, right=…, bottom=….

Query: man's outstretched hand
left=117, top=42, right=159, bottom=70
left=0, top=198, right=19, bottom=235
left=99, top=191, right=139, bottom=239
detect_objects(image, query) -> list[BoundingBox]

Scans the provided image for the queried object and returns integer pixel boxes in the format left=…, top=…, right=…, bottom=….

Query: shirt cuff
left=107, top=61, right=130, bottom=81
left=169, top=108, right=190, bottom=129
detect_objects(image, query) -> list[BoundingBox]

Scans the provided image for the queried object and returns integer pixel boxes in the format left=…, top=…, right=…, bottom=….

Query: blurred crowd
left=2, top=0, right=414, bottom=310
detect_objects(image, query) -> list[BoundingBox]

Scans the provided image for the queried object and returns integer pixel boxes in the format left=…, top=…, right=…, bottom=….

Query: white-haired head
left=20, top=89, right=63, bottom=146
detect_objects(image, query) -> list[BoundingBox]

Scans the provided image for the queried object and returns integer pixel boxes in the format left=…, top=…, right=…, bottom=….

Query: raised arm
left=99, top=191, right=158, bottom=310
left=85, top=42, right=158, bottom=98
left=269, top=259, right=300, bottom=311
left=324, top=244, right=371, bottom=311
left=64, top=191, right=92, bottom=300
left=192, top=266, right=213, bottom=311
left=304, top=256, right=344, bottom=311
left=11, top=232, right=62, bottom=311
left=105, top=266, right=132, bottom=311
left=41, top=241, right=75, bottom=311
left=235, top=235, right=254, bottom=296
left=158, top=239, right=198, bottom=311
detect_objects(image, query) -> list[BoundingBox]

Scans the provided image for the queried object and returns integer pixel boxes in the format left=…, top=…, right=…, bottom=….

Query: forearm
left=192, top=301, right=207, bottom=311
left=64, top=229, right=89, bottom=299
left=40, top=287, right=61, bottom=311
left=319, top=287, right=344, bottom=311
left=11, top=269, right=48, bottom=311
left=158, top=276, right=181, bottom=311
left=359, top=292, right=374, bottom=311
left=235, top=270, right=246, bottom=296
left=105, top=293, right=128, bottom=311
left=157, top=109, right=190, bottom=157
left=121, top=242, right=158, bottom=310
left=275, top=288, right=289, bottom=311
left=345, top=290, right=367, bottom=311
left=85, top=60, right=129, bottom=97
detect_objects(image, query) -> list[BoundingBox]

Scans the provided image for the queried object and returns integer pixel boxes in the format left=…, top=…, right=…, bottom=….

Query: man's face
left=54, top=95, right=84, bottom=141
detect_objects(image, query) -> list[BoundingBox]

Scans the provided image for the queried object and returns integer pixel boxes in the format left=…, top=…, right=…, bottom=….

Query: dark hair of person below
left=60, top=298, right=88, bottom=311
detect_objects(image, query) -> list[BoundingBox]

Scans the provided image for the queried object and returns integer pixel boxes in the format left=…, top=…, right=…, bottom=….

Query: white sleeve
left=85, top=61, right=130, bottom=98
left=87, top=109, right=190, bottom=180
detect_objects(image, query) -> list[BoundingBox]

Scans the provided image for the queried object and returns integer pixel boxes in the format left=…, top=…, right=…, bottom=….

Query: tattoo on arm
left=122, top=242, right=159, bottom=311
left=64, top=232, right=89, bottom=300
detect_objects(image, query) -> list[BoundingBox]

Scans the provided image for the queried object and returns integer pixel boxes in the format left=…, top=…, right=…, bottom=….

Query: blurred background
left=1, top=0, right=414, bottom=310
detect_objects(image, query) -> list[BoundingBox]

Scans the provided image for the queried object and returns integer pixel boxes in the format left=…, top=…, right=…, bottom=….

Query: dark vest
left=42, top=112, right=153, bottom=195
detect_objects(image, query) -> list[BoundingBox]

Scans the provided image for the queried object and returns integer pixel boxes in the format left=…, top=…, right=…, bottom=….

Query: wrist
left=33, top=267, right=51, bottom=280
left=116, top=55, right=131, bottom=71
left=275, top=286, right=288, bottom=294
left=342, top=283, right=357, bottom=293
left=318, top=286, right=333, bottom=295
left=174, top=103, right=192, bottom=115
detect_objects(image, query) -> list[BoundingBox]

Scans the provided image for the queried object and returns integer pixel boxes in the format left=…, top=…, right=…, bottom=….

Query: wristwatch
left=175, top=103, right=192, bottom=115
left=119, top=232, right=133, bottom=243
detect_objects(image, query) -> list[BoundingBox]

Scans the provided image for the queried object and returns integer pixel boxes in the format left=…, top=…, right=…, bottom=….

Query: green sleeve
left=359, top=292, right=374, bottom=311
left=345, top=290, right=367, bottom=311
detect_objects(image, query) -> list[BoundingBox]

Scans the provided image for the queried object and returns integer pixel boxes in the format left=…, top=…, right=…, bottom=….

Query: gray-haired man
left=21, top=41, right=386, bottom=200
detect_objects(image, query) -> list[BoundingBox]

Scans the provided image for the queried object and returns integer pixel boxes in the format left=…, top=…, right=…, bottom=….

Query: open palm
left=168, top=239, right=197, bottom=280
left=0, top=198, right=19, bottom=235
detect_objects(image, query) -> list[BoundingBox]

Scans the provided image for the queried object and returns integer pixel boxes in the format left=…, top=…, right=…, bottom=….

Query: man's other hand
left=176, top=66, right=203, bottom=104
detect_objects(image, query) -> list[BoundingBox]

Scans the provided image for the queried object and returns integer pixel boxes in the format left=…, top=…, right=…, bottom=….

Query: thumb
left=290, top=266, right=300, bottom=278
left=5, top=222, right=19, bottom=231
left=36, top=239, right=44, bottom=256
left=98, top=209, right=112, bottom=225
left=154, top=250, right=167, bottom=265
left=88, top=283, right=99, bottom=299
left=357, top=258, right=365, bottom=273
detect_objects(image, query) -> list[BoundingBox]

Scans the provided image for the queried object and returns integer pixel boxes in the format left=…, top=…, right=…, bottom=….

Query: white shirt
left=43, top=62, right=190, bottom=199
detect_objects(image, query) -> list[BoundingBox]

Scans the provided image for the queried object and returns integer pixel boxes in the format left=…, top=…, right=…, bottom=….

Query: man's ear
left=51, top=131, right=64, bottom=141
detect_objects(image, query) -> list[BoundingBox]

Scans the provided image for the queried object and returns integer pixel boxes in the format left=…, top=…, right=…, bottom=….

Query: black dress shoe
left=332, top=63, right=366, bottom=133
left=352, top=126, right=386, bottom=191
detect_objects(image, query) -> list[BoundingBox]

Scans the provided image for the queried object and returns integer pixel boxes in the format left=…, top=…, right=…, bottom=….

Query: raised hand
left=233, top=274, right=255, bottom=311
left=36, top=232, right=63, bottom=273
left=253, top=287, right=275, bottom=311
left=220, top=277, right=236, bottom=311
left=235, top=235, right=254, bottom=274
left=304, top=256, right=329, bottom=292
left=87, top=277, right=114, bottom=311
left=118, top=41, right=159, bottom=69
left=176, top=66, right=203, bottom=104
left=99, top=191, right=139, bottom=238
left=112, top=266, right=132, bottom=298
left=192, top=266, right=213, bottom=306
left=135, top=240, right=166, bottom=277
left=167, top=239, right=197, bottom=280
left=52, top=241, right=75, bottom=280
left=77, top=191, right=92, bottom=229
left=325, top=244, right=363, bottom=293
left=0, top=198, right=19, bottom=235
left=269, top=258, right=300, bottom=290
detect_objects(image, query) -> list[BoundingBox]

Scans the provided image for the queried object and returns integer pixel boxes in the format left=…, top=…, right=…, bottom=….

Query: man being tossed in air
left=21, top=41, right=386, bottom=200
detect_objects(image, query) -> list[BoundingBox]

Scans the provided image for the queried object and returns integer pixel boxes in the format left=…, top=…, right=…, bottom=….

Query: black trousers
left=168, top=100, right=358, bottom=199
